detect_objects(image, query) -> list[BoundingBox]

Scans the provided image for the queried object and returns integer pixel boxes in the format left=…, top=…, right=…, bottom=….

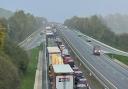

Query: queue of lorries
left=45, top=26, right=90, bottom=89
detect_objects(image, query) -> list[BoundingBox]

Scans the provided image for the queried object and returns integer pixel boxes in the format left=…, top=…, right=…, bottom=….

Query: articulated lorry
left=49, top=64, right=74, bottom=89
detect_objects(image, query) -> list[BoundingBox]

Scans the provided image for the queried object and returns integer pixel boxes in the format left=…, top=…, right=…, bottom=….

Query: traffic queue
left=45, top=26, right=89, bottom=89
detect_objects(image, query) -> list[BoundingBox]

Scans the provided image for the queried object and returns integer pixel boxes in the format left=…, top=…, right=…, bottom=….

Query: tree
left=0, top=52, right=20, bottom=89
left=118, top=33, right=128, bottom=50
left=0, top=20, right=6, bottom=49
left=4, top=38, right=29, bottom=74
left=8, top=10, right=45, bottom=43
left=64, top=15, right=128, bottom=51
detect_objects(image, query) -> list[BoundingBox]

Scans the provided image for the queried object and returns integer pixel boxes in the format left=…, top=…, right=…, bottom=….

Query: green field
left=107, top=53, right=128, bottom=65
left=20, top=47, right=40, bottom=89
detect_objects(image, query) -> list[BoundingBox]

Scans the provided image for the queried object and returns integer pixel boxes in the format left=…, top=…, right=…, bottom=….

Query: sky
left=1, top=0, right=128, bottom=22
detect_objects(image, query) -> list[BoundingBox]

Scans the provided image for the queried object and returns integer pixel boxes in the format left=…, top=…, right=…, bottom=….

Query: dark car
left=72, top=66, right=79, bottom=71
left=78, top=79, right=89, bottom=89
left=86, top=39, right=91, bottom=42
left=74, top=71, right=84, bottom=84
left=93, top=45, right=101, bottom=55
left=76, top=78, right=89, bottom=89
left=67, top=59, right=75, bottom=67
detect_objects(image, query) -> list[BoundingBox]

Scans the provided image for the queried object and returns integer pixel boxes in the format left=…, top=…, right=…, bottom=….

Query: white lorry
left=50, top=64, right=74, bottom=89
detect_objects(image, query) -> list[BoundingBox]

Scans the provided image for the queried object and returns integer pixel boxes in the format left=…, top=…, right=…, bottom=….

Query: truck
left=46, top=26, right=52, bottom=30
left=50, top=64, right=74, bottom=89
left=47, top=46, right=61, bottom=65
left=51, top=54, right=63, bottom=65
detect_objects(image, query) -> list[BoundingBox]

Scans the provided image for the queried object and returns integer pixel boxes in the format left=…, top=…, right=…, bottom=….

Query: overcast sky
left=1, top=0, right=128, bottom=22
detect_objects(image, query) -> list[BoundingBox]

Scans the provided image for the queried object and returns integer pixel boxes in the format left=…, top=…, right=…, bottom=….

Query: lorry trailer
left=50, top=64, right=74, bottom=89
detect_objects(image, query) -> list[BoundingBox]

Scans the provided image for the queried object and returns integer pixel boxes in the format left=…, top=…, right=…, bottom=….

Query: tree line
left=8, top=10, right=46, bottom=43
left=0, top=10, right=45, bottom=89
left=64, top=15, right=128, bottom=51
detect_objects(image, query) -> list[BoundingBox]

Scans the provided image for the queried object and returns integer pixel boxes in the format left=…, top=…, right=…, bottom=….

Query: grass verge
left=20, top=46, right=40, bottom=89
left=107, top=53, right=128, bottom=65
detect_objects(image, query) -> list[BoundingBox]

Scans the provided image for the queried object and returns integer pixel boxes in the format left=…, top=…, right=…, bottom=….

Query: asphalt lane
left=75, top=31, right=128, bottom=56
left=42, top=42, right=48, bottom=89
left=22, top=34, right=45, bottom=50
left=60, top=28, right=128, bottom=89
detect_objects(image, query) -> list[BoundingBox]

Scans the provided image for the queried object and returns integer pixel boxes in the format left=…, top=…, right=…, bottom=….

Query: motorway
left=59, top=28, right=128, bottom=89
left=74, top=30, right=128, bottom=56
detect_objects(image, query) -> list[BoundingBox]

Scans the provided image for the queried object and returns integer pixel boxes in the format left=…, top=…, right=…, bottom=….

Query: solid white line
left=19, top=27, right=43, bottom=46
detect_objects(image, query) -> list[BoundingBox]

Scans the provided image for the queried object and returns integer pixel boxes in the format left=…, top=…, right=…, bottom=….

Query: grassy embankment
left=107, top=53, right=128, bottom=65
left=20, top=46, right=41, bottom=89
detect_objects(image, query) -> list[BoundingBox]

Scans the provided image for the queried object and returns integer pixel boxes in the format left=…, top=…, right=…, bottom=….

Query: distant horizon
left=1, top=0, right=128, bottom=22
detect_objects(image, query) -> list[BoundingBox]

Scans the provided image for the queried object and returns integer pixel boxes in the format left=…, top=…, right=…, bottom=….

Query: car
left=76, top=84, right=87, bottom=89
left=67, top=59, right=75, bottom=67
left=63, top=56, right=72, bottom=64
left=64, top=26, right=67, bottom=28
left=78, top=34, right=82, bottom=37
left=93, top=45, right=101, bottom=55
left=59, top=44, right=65, bottom=51
left=61, top=48, right=69, bottom=57
left=86, top=39, right=91, bottom=42
left=72, top=66, right=79, bottom=71
left=74, top=71, right=84, bottom=82
left=78, top=78, right=89, bottom=89
left=40, top=32, right=43, bottom=35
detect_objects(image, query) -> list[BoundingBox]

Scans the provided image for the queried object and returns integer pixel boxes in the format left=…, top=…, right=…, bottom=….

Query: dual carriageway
left=20, top=25, right=128, bottom=89
left=57, top=26, right=128, bottom=89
